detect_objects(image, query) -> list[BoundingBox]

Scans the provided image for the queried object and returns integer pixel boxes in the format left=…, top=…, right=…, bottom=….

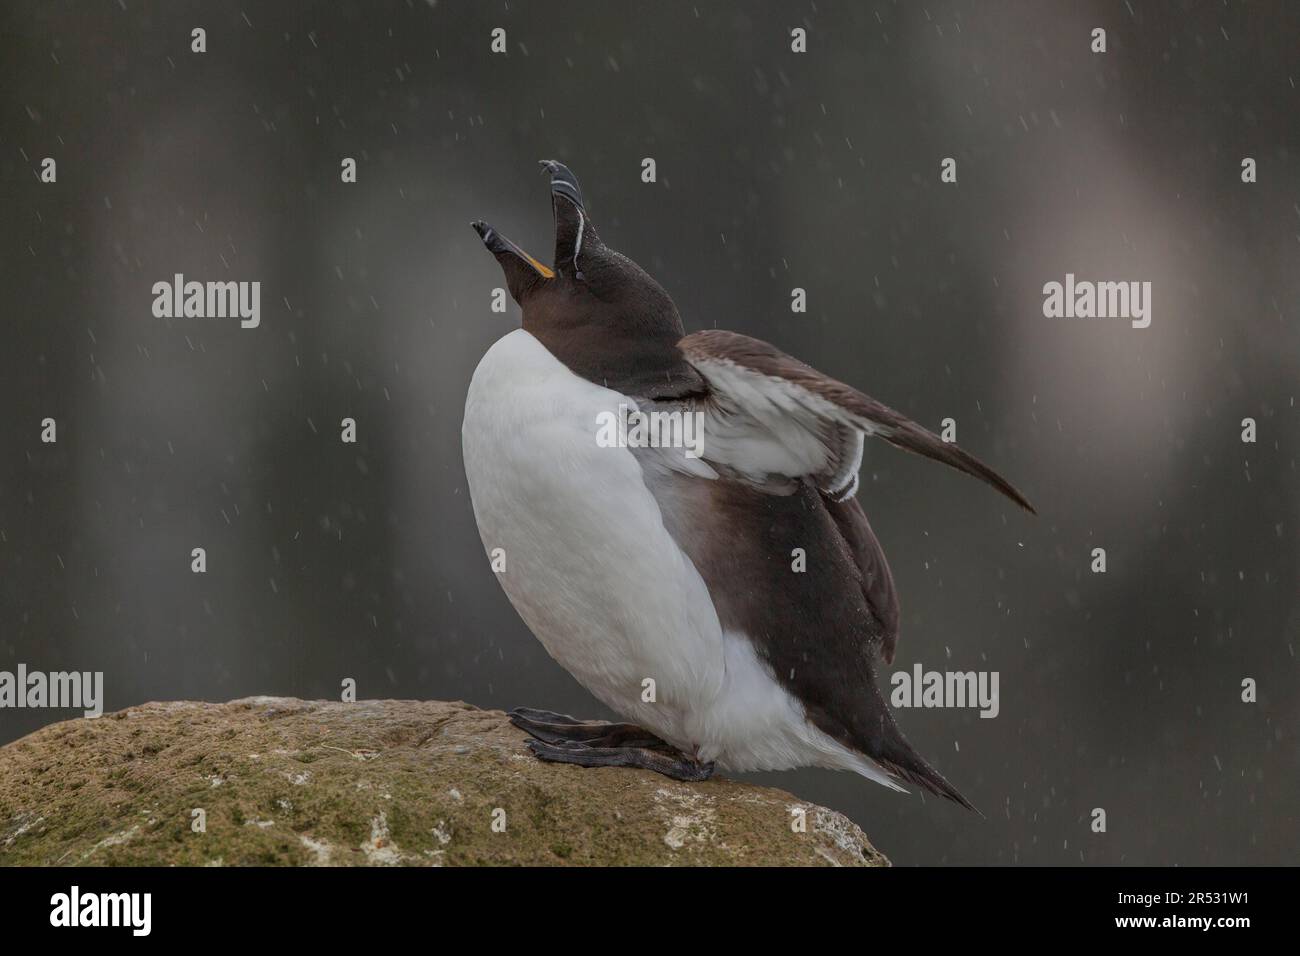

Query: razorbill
left=463, top=160, right=1034, bottom=808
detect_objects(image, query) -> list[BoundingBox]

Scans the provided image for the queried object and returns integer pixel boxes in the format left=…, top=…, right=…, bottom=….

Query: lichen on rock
left=0, top=697, right=887, bottom=867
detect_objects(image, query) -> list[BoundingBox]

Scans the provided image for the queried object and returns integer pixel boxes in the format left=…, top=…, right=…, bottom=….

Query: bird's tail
left=861, top=686, right=980, bottom=814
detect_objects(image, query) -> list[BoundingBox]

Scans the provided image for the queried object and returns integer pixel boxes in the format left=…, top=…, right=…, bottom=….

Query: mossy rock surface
left=0, top=697, right=887, bottom=867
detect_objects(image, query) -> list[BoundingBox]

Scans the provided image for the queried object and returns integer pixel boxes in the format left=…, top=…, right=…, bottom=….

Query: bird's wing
left=676, top=328, right=1034, bottom=668
left=678, top=329, right=1036, bottom=513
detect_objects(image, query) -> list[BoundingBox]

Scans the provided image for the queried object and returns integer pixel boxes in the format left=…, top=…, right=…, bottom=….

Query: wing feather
left=679, top=329, right=1036, bottom=513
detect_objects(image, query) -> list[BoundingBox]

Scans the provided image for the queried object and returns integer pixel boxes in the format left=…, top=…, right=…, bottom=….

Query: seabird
left=463, top=161, right=1034, bottom=808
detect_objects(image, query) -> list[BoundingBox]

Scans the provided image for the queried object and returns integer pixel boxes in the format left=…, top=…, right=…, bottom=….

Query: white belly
left=461, top=329, right=900, bottom=785
left=461, top=329, right=726, bottom=752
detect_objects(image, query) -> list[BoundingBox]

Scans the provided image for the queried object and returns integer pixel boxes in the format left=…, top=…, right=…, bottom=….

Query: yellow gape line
left=524, top=253, right=554, bottom=279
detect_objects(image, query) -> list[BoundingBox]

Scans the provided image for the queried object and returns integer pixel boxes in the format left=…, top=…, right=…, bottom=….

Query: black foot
left=508, top=708, right=667, bottom=749
left=524, top=739, right=716, bottom=782
left=510, top=708, right=715, bottom=782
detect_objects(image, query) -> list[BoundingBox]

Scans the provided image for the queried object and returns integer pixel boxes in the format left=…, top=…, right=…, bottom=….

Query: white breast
left=461, top=329, right=726, bottom=750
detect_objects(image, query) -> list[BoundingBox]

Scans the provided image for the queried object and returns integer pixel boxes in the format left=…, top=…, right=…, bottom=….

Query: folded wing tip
left=995, top=477, right=1037, bottom=515
left=994, top=473, right=1037, bottom=515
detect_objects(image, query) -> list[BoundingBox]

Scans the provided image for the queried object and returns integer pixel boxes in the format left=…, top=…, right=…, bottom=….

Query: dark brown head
left=472, top=161, right=703, bottom=399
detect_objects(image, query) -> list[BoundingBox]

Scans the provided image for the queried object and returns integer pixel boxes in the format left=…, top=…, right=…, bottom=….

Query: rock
left=0, top=697, right=887, bottom=867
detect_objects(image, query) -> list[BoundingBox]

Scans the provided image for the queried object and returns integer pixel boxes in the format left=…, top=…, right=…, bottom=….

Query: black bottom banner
left=0, top=865, right=1281, bottom=942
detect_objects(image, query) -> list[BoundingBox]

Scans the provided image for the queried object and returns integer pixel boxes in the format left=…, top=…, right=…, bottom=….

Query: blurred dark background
left=2, top=1, right=1297, bottom=864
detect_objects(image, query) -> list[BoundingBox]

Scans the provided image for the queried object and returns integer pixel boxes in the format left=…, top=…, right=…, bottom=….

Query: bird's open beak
left=471, top=160, right=598, bottom=298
